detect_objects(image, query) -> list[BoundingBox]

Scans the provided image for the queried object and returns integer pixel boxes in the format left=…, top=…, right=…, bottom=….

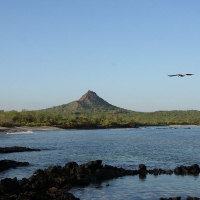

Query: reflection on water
left=70, top=174, right=200, bottom=200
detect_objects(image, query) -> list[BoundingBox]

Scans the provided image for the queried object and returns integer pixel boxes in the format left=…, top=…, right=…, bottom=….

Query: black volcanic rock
left=0, top=146, right=40, bottom=153
left=159, top=197, right=181, bottom=200
left=1, top=160, right=200, bottom=199
left=0, top=160, right=29, bottom=172
left=0, top=160, right=128, bottom=200
left=174, top=164, right=200, bottom=175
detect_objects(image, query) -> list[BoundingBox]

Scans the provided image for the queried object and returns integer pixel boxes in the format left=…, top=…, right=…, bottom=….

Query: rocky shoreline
left=0, top=142, right=199, bottom=200
left=0, top=159, right=200, bottom=200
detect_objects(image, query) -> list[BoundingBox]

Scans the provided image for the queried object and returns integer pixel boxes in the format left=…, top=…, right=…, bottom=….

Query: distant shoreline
left=0, top=125, right=138, bottom=132
left=0, top=124, right=198, bottom=133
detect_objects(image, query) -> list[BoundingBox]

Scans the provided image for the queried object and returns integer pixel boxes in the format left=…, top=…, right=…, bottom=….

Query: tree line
left=1, top=109, right=200, bottom=128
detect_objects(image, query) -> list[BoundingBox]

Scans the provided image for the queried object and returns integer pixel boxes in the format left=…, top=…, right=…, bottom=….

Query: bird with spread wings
left=168, top=74, right=194, bottom=77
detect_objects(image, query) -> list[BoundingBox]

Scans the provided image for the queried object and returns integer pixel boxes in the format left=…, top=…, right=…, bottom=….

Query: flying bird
left=168, top=74, right=194, bottom=77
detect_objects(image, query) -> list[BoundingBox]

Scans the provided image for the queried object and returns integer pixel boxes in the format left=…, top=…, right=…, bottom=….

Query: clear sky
left=1, top=0, right=200, bottom=112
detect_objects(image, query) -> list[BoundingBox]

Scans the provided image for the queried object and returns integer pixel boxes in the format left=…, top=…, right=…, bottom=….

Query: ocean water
left=0, top=126, right=200, bottom=199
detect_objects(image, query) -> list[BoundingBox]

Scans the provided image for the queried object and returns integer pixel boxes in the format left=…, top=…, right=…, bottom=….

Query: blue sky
left=1, top=0, right=200, bottom=112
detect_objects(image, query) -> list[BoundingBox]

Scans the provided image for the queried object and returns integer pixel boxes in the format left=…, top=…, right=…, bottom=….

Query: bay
left=0, top=126, right=200, bottom=199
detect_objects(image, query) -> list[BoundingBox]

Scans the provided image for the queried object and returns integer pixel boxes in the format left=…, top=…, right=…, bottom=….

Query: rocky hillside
left=42, top=90, right=125, bottom=114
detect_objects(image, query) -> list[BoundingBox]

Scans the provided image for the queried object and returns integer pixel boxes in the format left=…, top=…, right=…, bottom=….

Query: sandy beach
left=0, top=126, right=62, bottom=133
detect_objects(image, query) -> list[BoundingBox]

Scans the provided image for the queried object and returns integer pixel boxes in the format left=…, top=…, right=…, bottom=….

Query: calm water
left=0, top=126, right=200, bottom=199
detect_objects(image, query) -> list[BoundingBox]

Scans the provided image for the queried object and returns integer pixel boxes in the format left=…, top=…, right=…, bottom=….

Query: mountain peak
left=79, top=90, right=98, bottom=101
left=43, top=90, right=122, bottom=114
left=76, top=90, right=119, bottom=111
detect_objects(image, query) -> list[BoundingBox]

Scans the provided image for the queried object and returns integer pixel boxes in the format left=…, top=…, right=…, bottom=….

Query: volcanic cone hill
left=36, top=91, right=200, bottom=126
left=42, top=90, right=126, bottom=114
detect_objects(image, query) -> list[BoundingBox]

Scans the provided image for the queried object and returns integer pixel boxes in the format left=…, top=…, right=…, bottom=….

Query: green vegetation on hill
left=41, top=90, right=123, bottom=114
left=1, top=91, right=200, bottom=128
